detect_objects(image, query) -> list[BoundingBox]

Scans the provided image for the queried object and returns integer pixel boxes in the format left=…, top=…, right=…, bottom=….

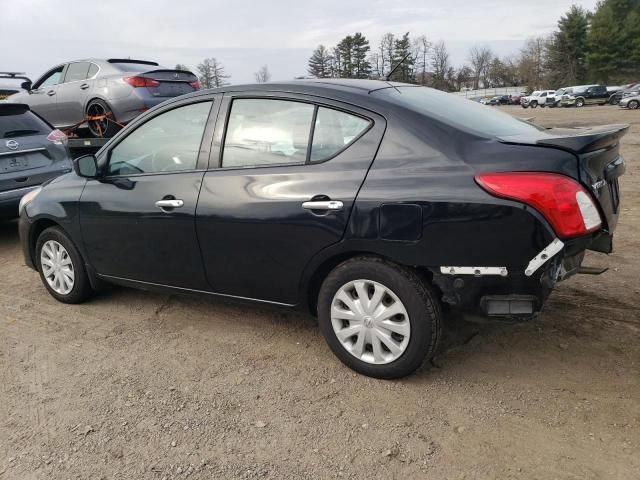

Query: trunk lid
left=138, top=69, right=199, bottom=97
left=498, top=124, right=628, bottom=235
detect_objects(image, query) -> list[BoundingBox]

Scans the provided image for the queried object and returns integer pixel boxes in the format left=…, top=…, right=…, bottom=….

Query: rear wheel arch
left=304, top=251, right=438, bottom=316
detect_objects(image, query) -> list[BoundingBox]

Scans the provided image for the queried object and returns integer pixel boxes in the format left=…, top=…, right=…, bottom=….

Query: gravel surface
left=1, top=105, right=639, bottom=479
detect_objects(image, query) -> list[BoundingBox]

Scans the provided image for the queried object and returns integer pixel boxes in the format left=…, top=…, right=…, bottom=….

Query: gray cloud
left=1, top=0, right=599, bottom=83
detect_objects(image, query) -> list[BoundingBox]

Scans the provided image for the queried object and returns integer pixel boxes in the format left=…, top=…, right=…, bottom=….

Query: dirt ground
left=1, top=104, right=639, bottom=480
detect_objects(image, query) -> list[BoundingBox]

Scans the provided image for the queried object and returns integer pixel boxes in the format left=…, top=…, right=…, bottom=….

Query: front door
left=27, top=66, right=65, bottom=126
left=79, top=99, right=217, bottom=289
left=196, top=94, right=385, bottom=305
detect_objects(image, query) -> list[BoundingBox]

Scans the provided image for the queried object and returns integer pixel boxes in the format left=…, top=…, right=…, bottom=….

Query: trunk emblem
left=5, top=140, right=19, bottom=150
left=592, top=179, right=606, bottom=190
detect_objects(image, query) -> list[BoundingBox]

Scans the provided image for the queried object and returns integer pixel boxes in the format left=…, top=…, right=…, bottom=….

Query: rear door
left=196, top=93, right=386, bottom=305
left=79, top=97, right=219, bottom=289
left=56, top=61, right=95, bottom=127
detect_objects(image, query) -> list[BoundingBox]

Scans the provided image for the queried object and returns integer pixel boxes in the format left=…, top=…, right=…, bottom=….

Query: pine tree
left=307, top=45, right=333, bottom=78
left=587, top=0, right=640, bottom=83
left=389, top=32, right=414, bottom=82
left=351, top=32, right=371, bottom=79
left=336, top=35, right=354, bottom=77
left=546, top=5, right=589, bottom=86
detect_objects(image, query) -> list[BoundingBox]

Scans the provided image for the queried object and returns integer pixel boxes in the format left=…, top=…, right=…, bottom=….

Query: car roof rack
left=107, top=59, right=159, bottom=66
left=0, top=72, right=31, bottom=82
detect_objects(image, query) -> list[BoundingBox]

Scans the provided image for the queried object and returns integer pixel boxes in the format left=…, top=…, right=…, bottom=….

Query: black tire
left=575, top=98, right=585, bottom=108
left=317, top=257, right=442, bottom=379
left=521, top=104, right=528, bottom=109
left=530, top=101, right=538, bottom=108
left=35, top=227, right=93, bottom=304
left=85, top=99, right=120, bottom=138
left=628, top=100, right=640, bottom=110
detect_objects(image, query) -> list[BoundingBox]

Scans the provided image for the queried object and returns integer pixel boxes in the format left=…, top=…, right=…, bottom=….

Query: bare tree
left=412, top=35, right=431, bottom=85
left=254, top=65, right=271, bottom=83
left=197, top=58, right=230, bottom=88
left=468, top=45, right=493, bottom=89
left=431, top=41, right=452, bottom=91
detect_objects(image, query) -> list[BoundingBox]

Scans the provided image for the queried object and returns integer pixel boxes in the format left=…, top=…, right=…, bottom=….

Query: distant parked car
left=0, top=103, right=72, bottom=218
left=619, top=93, right=640, bottom=109
left=8, top=59, right=200, bottom=138
left=549, top=87, right=569, bottom=107
left=560, top=85, right=609, bottom=107
left=510, top=94, right=522, bottom=105
left=488, top=96, right=510, bottom=105
left=609, top=83, right=639, bottom=105
left=521, top=90, right=555, bottom=108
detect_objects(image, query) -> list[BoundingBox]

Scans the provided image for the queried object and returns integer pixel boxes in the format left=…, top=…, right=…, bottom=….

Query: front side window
left=107, top=101, right=212, bottom=176
left=36, top=67, right=64, bottom=89
left=64, top=62, right=91, bottom=83
left=310, top=108, right=370, bottom=162
left=222, top=99, right=314, bottom=168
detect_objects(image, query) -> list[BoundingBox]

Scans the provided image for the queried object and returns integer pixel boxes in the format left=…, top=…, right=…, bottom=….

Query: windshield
left=372, top=86, right=542, bottom=137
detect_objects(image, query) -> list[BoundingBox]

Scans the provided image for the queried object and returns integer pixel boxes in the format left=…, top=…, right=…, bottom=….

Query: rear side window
left=373, top=86, right=543, bottom=137
left=64, top=62, right=91, bottom=83
left=222, top=99, right=314, bottom=168
left=310, top=108, right=370, bottom=162
left=87, top=63, right=99, bottom=78
left=107, top=101, right=212, bottom=175
left=0, top=108, right=51, bottom=139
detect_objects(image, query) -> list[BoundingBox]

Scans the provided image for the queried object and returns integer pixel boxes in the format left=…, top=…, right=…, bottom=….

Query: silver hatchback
left=8, top=59, right=200, bottom=137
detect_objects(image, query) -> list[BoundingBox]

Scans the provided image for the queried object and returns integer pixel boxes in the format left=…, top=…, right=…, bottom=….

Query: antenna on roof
left=384, top=54, right=410, bottom=82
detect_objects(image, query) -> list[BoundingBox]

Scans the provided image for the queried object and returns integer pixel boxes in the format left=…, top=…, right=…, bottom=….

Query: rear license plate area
left=1, top=156, right=29, bottom=172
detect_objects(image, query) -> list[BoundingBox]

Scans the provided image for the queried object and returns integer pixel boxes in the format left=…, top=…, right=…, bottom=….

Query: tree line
left=175, top=60, right=272, bottom=88
left=307, top=0, right=640, bottom=91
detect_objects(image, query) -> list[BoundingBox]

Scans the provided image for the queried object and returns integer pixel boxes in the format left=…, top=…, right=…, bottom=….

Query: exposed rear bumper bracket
left=525, top=238, right=564, bottom=276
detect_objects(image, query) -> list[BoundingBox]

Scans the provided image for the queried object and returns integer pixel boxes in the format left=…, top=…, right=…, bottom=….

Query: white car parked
left=520, top=90, right=556, bottom=108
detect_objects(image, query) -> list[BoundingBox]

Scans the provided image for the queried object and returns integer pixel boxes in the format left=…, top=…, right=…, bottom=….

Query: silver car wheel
left=40, top=240, right=75, bottom=295
left=330, top=279, right=410, bottom=365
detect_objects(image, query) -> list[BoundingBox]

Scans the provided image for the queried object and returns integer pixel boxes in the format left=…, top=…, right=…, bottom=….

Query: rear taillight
left=47, top=129, right=68, bottom=146
left=123, top=76, right=160, bottom=88
left=189, top=80, right=201, bottom=90
left=475, top=172, right=602, bottom=239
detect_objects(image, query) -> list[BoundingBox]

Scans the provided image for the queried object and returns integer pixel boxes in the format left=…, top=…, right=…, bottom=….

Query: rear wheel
left=317, top=257, right=441, bottom=379
left=86, top=99, right=120, bottom=138
left=628, top=100, right=639, bottom=110
left=36, top=227, right=93, bottom=304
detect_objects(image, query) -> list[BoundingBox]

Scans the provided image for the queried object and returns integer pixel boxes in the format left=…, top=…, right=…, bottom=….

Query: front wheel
left=36, top=227, right=93, bottom=304
left=628, top=100, right=639, bottom=110
left=575, top=98, right=585, bottom=108
left=317, top=257, right=441, bottom=379
left=530, top=101, right=538, bottom=108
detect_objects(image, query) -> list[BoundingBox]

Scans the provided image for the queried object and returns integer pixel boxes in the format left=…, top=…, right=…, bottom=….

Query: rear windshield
left=0, top=108, right=51, bottom=139
left=110, top=63, right=157, bottom=73
left=373, top=86, right=542, bottom=137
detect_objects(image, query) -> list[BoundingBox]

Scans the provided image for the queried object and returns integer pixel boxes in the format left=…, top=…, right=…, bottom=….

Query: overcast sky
left=1, top=0, right=599, bottom=84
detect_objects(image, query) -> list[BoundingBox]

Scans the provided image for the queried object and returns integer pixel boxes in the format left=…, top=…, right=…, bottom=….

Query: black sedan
left=18, top=80, right=626, bottom=378
left=1, top=103, right=72, bottom=218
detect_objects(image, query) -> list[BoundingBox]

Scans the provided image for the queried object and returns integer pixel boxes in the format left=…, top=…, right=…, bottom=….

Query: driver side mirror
left=21, top=81, right=32, bottom=92
left=74, top=155, right=99, bottom=179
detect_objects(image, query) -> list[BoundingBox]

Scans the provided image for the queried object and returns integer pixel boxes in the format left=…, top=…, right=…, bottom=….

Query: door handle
left=155, top=199, right=184, bottom=210
left=80, top=83, right=89, bottom=90
left=302, top=200, right=343, bottom=211
left=47, top=90, right=56, bottom=96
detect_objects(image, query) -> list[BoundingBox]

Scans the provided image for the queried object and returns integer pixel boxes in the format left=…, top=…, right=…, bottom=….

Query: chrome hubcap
left=40, top=240, right=75, bottom=295
left=331, top=279, right=410, bottom=365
